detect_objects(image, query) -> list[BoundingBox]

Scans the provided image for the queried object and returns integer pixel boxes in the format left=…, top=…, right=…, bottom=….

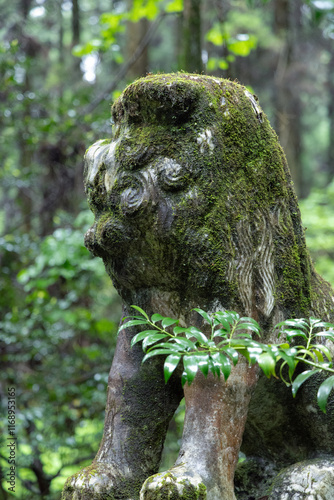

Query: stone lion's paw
left=140, top=465, right=207, bottom=500
left=61, top=462, right=140, bottom=500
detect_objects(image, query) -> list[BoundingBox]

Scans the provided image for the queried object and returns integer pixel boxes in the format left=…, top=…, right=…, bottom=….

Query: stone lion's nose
left=84, top=223, right=103, bottom=257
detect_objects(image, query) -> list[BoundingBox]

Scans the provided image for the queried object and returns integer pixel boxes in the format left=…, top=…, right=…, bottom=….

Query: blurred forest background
left=1, top=0, right=334, bottom=498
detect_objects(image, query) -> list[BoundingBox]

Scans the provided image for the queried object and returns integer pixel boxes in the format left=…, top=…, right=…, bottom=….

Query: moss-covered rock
left=84, top=73, right=334, bottom=327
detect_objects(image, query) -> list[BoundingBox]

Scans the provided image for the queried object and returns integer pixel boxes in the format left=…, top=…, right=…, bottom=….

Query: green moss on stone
left=84, top=72, right=334, bottom=327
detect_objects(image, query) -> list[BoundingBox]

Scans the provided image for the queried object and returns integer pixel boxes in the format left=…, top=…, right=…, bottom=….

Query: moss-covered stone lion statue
left=62, top=74, right=334, bottom=500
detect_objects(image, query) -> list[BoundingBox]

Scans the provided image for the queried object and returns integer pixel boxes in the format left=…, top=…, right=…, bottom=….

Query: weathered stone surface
left=62, top=73, right=334, bottom=500
left=268, top=459, right=334, bottom=499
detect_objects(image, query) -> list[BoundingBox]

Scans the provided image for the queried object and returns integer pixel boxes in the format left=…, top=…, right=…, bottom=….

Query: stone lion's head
left=84, top=73, right=315, bottom=324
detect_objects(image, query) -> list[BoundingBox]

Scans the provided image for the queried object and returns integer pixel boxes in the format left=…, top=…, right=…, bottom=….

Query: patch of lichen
left=143, top=473, right=207, bottom=500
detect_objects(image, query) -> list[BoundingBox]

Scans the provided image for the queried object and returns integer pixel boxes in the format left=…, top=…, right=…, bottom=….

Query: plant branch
left=295, top=356, right=334, bottom=373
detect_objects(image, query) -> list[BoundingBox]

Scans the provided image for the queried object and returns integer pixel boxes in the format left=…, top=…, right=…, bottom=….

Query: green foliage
left=73, top=0, right=182, bottom=57
left=206, top=24, right=257, bottom=56
left=205, top=4, right=278, bottom=72
left=0, top=211, right=121, bottom=498
left=122, top=307, right=334, bottom=412
left=300, top=180, right=334, bottom=287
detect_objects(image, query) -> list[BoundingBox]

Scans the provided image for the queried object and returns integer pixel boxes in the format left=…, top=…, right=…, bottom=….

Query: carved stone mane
left=63, top=74, right=334, bottom=500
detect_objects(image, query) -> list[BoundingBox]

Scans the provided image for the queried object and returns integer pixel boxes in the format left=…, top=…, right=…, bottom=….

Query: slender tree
left=274, top=0, right=304, bottom=197
left=327, top=41, right=334, bottom=183
left=182, top=0, right=203, bottom=72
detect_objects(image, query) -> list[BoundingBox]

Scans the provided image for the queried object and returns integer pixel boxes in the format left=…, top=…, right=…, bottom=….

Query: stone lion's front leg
left=62, top=322, right=183, bottom=500
left=140, top=360, right=259, bottom=500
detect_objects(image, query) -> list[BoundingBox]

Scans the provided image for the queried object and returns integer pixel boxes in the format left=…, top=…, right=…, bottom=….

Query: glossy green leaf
left=208, top=355, right=221, bottom=378
left=244, top=346, right=263, bottom=364
left=131, top=305, right=149, bottom=319
left=233, top=332, right=253, bottom=340
left=193, top=308, right=213, bottom=326
left=124, top=314, right=149, bottom=321
left=143, top=349, right=179, bottom=363
left=183, top=355, right=199, bottom=385
left=162, top=317, right=179, bottom=329
left=142, top=333, right=169, bottom=351
left=317, top=375, right=334, bottom=413
left=229, top=338, right=259, bottom=349
left=310, top=318, right=334, bottom=328
left=185, top=327, right=209, bottom=346
left=312, top=349, right=324, bottom=363
left=258, top=352, right=276, bottom=378
left=275, top=319, right=308, bottom=331
left=212, top=316, right=231, bottom=333
left=173, top=337, right=197, bottom=350
left=151, top=313, right=164, bottom=323
left=265, top=345, right=280, bottom=357
left=312, top=344, right=332, bottom=362
left=292, top=370, right=321, bottom=397
left=212, top=327, right=229, bottom=338
left=235, top=323, right=261, bottom=335
left=192, top=353, right=209, bottom=377
left=314, top=332, right=334, bottom=341
left=164, top=354, right=181, bottom=383
left=239, top=317, right=260, bottom=326
left=277, top=348, right=298, bottom=379
left=285, top=329, right=308, bottom=341
left=131, top=330, right=161, bottom=347
left=295, top=348, right=318, bottom=363
left=147, top=342, right=184, bottom=352
left=277, top=343, right=290, bottom=349
left=212, top=352, right=231, bottom=380
left=222, top=347, right=239, bottom=366
left=173, top=326, right=189, bottom=335
left=118, top=319, right=149, bottom=332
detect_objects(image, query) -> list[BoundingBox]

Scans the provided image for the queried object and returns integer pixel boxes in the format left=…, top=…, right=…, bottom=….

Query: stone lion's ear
left=244, top=90, right=263, bottom=123
left=112, top=79, right=202, bottom=126
left=83, top=140, right=111, bottom=187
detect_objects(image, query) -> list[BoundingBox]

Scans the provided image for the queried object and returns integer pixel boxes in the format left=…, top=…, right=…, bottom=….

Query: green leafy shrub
left=121, top=306, right=334, bottom=413
left=0, top=211, right=121, bottom=498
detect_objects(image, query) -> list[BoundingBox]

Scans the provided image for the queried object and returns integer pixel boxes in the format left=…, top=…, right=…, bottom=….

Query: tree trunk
left=126, top=0, right=149, bottom=79
left=274, top=0, right=305, bottom=197
left=72, top=0, right=80, bottom=46
left=182, top=0, right=203, bottom=72
left=327, top=41, right=334, bottom=183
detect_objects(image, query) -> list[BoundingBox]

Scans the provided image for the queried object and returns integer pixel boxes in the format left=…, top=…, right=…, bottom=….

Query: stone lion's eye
left=118, top=172, right=150, bottom=215
left=120, top=186, right=145, bottom=215
left=158, top=158, right=188, bottom=191
left=117, top=139, right=152, bottom=171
